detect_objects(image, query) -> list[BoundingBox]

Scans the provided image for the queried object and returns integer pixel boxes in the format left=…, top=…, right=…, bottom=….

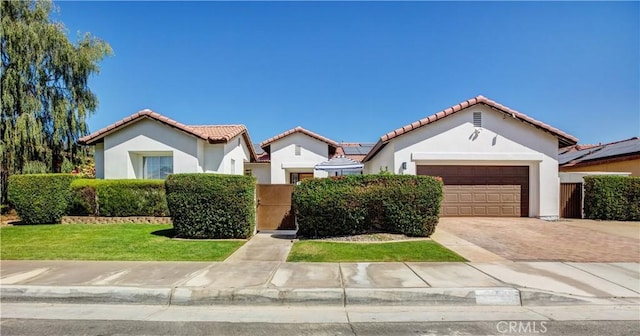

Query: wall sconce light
left=401, top=162, right=407, bottom=170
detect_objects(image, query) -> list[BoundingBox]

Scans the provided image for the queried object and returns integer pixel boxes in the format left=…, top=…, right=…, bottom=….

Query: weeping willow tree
left=1, top=0, right=111, bottom=205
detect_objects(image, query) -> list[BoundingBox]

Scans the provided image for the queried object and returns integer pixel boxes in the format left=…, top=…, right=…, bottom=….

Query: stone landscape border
left=61, top=216, right=172, bottom=225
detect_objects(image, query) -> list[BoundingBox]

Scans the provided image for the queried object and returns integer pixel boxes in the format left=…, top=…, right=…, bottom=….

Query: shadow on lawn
left=151, top=228, right=176, bottom=238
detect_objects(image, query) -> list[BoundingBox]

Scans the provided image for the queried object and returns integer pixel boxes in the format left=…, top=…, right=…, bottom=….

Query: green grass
left=0, top=224, right=244, bottom=261
left=287, top=240, right=466, bottom=262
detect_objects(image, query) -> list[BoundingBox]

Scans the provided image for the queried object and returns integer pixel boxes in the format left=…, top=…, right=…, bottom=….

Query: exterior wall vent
left=473, top=112, right=482, bottom=128
left=295, top=144, right=301, bottom=156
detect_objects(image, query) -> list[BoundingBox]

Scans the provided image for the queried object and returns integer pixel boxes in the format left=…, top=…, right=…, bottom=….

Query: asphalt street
left=1, top=319, right=639, bottom=336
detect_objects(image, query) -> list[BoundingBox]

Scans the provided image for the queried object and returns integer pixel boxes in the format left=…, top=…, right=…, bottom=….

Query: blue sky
left=55, top=1, right=639, bottom=145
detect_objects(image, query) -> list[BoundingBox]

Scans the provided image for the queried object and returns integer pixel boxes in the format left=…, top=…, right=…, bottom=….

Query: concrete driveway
left=436, top=218, right=640, bottom=262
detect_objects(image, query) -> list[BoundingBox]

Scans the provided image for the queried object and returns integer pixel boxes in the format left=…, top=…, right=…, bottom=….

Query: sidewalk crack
left=338, top=263, right=347, bottom=308
left=403, top=262, right=431, bottom=287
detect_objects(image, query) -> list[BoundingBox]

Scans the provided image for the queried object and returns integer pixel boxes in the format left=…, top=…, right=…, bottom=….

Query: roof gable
left=78, top=109, right=257, bottom=161
left=259, top=126, right=339, bottom=148
left=363, top=95, right=579, bottom=162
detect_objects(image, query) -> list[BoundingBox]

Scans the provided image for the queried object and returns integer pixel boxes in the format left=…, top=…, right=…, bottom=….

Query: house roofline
left=259, top=126, right=339, bottom=148
left=363, top=95, right=579, bottom=162
left=78, top=109, right=258, bottom=162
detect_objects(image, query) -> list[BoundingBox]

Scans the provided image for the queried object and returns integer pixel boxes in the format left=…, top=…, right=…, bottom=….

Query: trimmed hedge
left=8, top=174, right=78, bottom=224
left=584, top=175, right=640, bottom=221
left=293, top=174, right=443, bottom=238
left=165, top=174, right=256, bottom=239
left=69, top=179, right=169, bottom=217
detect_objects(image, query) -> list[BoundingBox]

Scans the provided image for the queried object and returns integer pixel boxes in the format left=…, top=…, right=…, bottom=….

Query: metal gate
left=560, top=183, right=583, bottom=218
left=256, top=184, right=296, bottom=231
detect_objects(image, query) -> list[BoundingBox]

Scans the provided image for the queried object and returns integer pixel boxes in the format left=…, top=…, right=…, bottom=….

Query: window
left=295, top=144, right=301, bottom=156
left=143, top=156, right=173, bottom=179
left=473, top=112, right=482, bottom=128
left=230, top=159, right=236, bottom=174
left=290, top=172, right=313, bottom=184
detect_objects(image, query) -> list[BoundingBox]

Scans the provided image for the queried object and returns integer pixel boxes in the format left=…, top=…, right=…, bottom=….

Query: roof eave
left=361, top=140, right=387, bottom=163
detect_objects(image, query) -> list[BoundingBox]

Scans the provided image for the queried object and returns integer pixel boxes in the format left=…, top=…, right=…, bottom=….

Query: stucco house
left=80, top=95, right=579, bottom=219
left=78, top=110, right=257, bottom=179
left=362, top=95, right=578, bottom=219
left=245, top=127, right=340, bottom=184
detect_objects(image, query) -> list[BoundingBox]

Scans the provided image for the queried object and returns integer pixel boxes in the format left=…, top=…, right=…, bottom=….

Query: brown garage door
left=417, top=165, right=529, bottom=217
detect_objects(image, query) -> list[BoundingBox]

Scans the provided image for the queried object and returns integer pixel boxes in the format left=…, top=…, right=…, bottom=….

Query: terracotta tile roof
left=255, top=152, right=271, bottom=162
left=559, top=143, right=602, bottom=155
left=363, top=95, right=579, bottom=162
left=259, top=126, right=339, bottom=148
left=189, top=125, right=247, bottom=143
left=78, top=109, right=257, bottom=161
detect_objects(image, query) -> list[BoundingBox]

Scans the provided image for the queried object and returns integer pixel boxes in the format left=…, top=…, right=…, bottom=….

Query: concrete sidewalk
left=1, top=260, right=638, bottom=307
left=224, top=233, right=294, bottom=262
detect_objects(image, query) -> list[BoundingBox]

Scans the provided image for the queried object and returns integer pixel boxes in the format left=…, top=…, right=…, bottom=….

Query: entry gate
left=256, top=184, right=296, bottom=231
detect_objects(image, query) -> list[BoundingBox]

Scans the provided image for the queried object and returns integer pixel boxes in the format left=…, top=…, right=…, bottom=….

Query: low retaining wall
left=62, top=216, right=172, bottom=225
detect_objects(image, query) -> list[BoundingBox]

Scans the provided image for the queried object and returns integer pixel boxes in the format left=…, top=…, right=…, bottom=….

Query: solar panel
left=253, top=143, right=265, bottom=155
left=581, top=139, right=640, bottom=161
left=558, top=149, right=594, bottom=165
left=342, top=147, right=362, bottom=155
left=341, top=144, right=375, bottom=155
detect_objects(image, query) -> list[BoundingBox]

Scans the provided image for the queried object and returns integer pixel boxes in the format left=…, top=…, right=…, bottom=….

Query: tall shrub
left=292, top=178, right=370, bottom=237
left=584, top=175, right=640, bottom=221
left=8, top=174, right=78, bottom=224
left=165, top=174, right=256, bottom=239
left=293, top=174, right=443, bottom=238
left=69, top=179, right=169, bottom=216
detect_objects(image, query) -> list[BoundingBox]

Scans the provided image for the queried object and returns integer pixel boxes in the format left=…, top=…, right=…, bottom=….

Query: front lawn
left=287, top=240, right=466, bottom=262
left=0, top=224, right=244, bottom=261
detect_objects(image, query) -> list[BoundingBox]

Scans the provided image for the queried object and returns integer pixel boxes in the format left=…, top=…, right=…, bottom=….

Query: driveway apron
left=437, top=218, right=640, bottom=262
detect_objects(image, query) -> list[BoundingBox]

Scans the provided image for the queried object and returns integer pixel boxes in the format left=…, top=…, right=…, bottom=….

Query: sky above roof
left=54, top=1, right=639, bottom=145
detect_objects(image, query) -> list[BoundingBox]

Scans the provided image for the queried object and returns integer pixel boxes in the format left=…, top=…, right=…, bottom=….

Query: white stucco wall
left=93, top=118, right=253, bottom=179
left=94, top=143, right=105, bottom=179
left=245, top=163, right=271, bottom=184
left=373, top=104, right=561, bottom=218
left=269, top=133, right=330, bottom=184
left=364, top=142, right=395, bottom=174
left=222, top=135, right=252, bottom=175
left=99, top=117, right=254, bottom=179
left=102, top=118, right=199, bottom=179
left=202, top=142, right=224, bottom=173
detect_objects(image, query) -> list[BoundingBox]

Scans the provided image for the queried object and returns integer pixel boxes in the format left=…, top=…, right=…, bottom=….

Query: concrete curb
left=171, top=288, right=344, bottom=306
left=345, top=288, right=521, bottom=306
left=2, top=285, right=637, bottom=307
left=0, top=285, right=171, bottom=305
left=518, top=288, right=640, bottom=306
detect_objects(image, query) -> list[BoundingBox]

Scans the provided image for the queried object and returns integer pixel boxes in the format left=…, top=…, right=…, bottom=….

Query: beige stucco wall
left=560, top=159, right=639, bottom=176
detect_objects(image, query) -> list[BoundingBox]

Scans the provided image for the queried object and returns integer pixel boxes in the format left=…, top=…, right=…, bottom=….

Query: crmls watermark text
left=496, top=321, right=548, bottom=334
